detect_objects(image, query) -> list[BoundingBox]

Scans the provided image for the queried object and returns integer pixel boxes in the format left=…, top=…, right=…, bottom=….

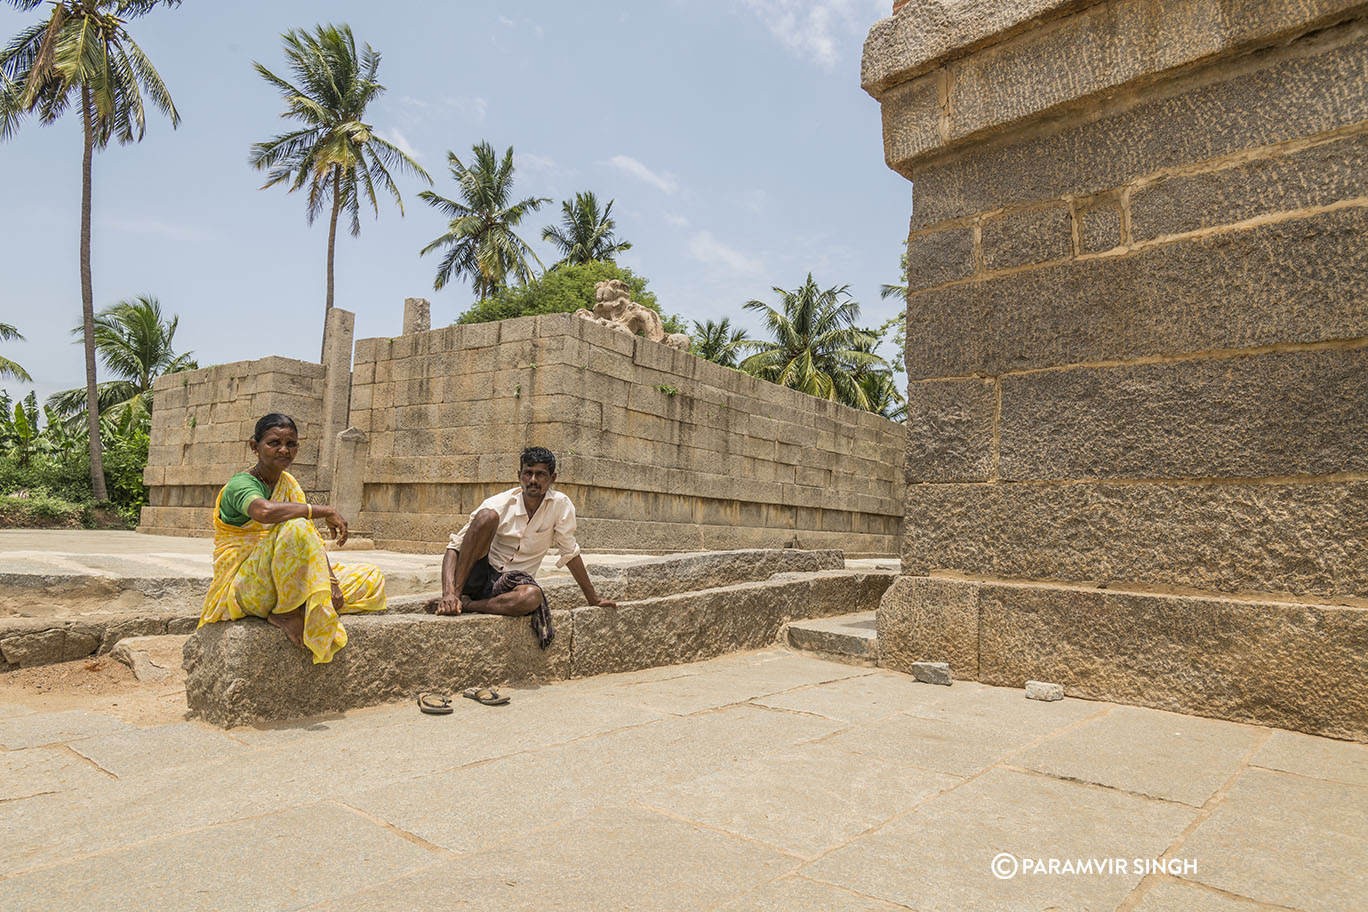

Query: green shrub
left=457, top=261, right=687, bottom=334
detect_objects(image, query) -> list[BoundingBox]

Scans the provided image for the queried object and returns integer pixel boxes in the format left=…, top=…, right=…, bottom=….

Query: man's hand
left=588, top=597, right=617, bottom=609
left=435, top=593, right=462, bottom=615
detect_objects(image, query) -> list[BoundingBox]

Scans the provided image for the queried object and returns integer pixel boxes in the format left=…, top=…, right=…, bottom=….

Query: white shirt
left=446, top=487, right=581, bottom=575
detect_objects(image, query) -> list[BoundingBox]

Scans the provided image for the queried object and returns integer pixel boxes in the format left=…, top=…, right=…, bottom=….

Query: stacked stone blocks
left=866, top=0, right=1368, bottom=739
left=349, top=312, right=901, bottom=554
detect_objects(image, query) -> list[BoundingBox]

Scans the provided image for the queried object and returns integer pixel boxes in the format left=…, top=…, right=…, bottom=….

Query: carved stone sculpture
left=575, top=279, right=691, bottom=351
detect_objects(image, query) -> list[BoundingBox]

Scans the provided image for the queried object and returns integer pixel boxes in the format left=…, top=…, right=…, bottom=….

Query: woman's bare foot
left=266, top=607, right=306, bottom=648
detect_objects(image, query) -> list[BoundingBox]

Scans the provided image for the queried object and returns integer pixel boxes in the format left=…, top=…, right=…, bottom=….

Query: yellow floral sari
left=199, top=471, right=385, bottom=663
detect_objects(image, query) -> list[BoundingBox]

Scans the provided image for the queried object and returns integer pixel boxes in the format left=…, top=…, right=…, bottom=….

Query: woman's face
left=251, top=425, right=299, bottom=473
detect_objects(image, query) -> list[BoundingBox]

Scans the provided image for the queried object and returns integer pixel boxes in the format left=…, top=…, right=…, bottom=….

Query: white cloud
left=664, top=212, right=690, bottom=227
left=376, top=127, right=420, bottom=161
left=688, top=231, right=763, bottom=275
left=609, top=155, right=679, bottom=195
left=442, top=95, right=488, bottom=122
left=741, top=0, right=884, bottom=71
left=520, top=152, right=560, bottom=173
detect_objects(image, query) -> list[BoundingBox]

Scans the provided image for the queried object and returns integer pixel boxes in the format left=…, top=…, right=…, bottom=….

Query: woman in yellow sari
left=199, top=413, right=385, bottom=663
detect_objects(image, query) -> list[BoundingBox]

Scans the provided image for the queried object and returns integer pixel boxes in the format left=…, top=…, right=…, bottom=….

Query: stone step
left=785, top=611, right=878, bottom=665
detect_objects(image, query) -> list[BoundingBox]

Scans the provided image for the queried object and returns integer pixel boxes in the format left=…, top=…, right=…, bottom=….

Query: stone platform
left=2, top=648, right=1364, bottom=910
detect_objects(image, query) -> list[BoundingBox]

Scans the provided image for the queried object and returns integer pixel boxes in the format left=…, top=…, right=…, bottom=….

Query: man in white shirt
left=433, top=446, right=617, bottom=648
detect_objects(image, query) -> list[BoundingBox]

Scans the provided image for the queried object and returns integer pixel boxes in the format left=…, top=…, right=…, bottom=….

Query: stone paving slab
left=1009, top=704, right=1266, bottom=807
left=1249, top=727, right=1368, bottom=787
left=802, top=767, right=1200, bottom=912
left=640, top=739, right=960, bottom=857
left=0, top=648, right=1363, bottom=910
left=0, top=803, right=437, bottom=912
left=0, top=747, right=110, bottom=801
left=310, top=806, right=797, bottom=912
left=69, top=722, right=250, bottom=778
left=0, top=708, right=135, bottom=749
left=1180, top=767, right=1368, bottom=912
left=716, top=876, right=907, bottom=911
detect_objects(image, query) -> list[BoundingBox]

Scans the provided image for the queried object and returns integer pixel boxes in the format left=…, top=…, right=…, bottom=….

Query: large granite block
left=877, top=575, right=980, bottom=680
left=904, top=378, right=997, bottom=482
left=998, top=348, right=1368, bottom=479
left=905, top=224, right=976, bottom=291
left=970, top=578, right=1368, bottom=741
left=184, top=612, right=571, bottom=727
left=906, top=208, right=1368, bottom=378
left=902, top=481, right=1368, bottom=599
left=905, top=26, right=1368, bottom=228
left=1131, top=132, right=1368, bottom=240
left=981, top=205, right=1071, bottom=271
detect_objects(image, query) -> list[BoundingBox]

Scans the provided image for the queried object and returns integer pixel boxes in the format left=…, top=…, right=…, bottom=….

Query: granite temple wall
left=865, top=0, right=1368, bottom=739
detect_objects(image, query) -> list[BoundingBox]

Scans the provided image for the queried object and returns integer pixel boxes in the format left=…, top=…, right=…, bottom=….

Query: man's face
left=519, top=462, right=555, bottom=499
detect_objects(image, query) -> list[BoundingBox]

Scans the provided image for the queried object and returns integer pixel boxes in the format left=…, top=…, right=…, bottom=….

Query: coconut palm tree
left=1, top=0, right=181, bottom=500
left=47, top=296, right=196, bottom=425
left=420, top=141, right=549, bottom=299
left=690, top=318, right=749, bottom=368
left=0, top=322, right=30, bottom=382
left=740, top=274, right=888, bottom=411
left=542, top=191, right=632, bottom=268
left=250, top=23, right=430, bottom=357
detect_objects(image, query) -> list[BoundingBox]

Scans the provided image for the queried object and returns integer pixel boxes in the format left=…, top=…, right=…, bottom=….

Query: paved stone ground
left=0, top=647, right=1363, bottom=911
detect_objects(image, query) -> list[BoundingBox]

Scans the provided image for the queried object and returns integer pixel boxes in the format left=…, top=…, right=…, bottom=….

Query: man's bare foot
left=460, top=594, right=473, bottom=611
left=267, top=607, right=306, bottom=648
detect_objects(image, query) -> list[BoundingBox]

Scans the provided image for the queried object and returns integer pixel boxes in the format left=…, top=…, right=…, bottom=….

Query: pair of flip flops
left=416, top=688, right=509, bottom=714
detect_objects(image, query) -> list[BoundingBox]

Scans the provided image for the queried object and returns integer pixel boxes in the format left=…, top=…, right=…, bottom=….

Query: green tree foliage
left=250, top=23, right=430, bottom=355
left=0, top=322, right=30, bottom=382
left=420, top=141, right=549, bottom=299
left=0, top=390, right=148, bottom=525
left=740, top=274, right=890, bottom=412
left=542, top=191, right=632, bottom=268
left=1, top=0, right=182, bottom=501
left=456, top=260, right=685, bottom=334
left=690, top=318, right=749, bottom=368
left=48, top=296, right=196, bottom=425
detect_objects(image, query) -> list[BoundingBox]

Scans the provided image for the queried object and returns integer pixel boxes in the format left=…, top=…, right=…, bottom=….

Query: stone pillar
left=403, top=297, right=431, bottom=335
left=317, top=307, right=355, bottom=493
left=328, top=426, right=369, bottom=531
left=864, top=1, right=1368, bottom=740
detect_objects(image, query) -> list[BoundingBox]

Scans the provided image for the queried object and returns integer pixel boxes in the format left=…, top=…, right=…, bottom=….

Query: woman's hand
left=322, top=507, right=349, bottom=547
left=330, top=577, right=345, bottom=613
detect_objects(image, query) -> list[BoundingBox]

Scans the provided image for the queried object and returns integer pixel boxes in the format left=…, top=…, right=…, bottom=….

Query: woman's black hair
left=252, top=413, right=298, bottom=442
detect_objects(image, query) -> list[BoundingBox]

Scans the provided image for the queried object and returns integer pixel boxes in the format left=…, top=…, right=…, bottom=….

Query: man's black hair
left=253, top=413, right=298, bottom=442
left=520, top=446, right=556, bottom=474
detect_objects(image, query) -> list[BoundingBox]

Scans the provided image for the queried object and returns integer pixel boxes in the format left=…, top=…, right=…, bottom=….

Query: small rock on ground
left=911, top=661, right=952, bottom=686
left=1026, top=680, right=1064, bottom=701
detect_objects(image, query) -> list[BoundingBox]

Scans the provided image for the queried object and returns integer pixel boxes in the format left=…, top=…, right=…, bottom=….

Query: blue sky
left=0, top=0, right=909, bottom=406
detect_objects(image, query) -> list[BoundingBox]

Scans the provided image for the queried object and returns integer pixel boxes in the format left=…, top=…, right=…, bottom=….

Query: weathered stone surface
left=879, top=74, right=945, bottom=170
left=906, top=208, right=1368, bottom=378
left=109, top=634, right=187, bottom=682
left=572, top=578, right=810, bottom=678
left=184, top=612, right=571, bottom=728
left=902, top=481, right=1368, bottom=599
left=936, top=577, right=1368, bottom=740
left=904, top=26, right=1368, bottom=228
left=572, top=572, right=891, bottom=679
left=1180, top=768, right=1368, bottom=910
left=1131, top=132, right=1368, bottom=240
left=862, top=0, right=1072, bottom=93
left=402, top=297, right=430, bottom=335
left=905, top=224, right=976, bottom=291
left=0, top=710, right=134, bottom=749
left=877, top=575, right=979, bottom=680
left=785, top=611, right=878, bottom=663
left=998, top=348, right=1368, bottom=480
left=903, top=378, right=996, bottom=482
left=981, top=205, right=1070, bottom=271
left=1025, top=681, right=1063, bottom=701
left=1012, top=705, right=1263, bottom=805
left=910, top=661, right=952, bottom=685
left=588, top=548, right=846, bottom=599
left=1078, top=203, right=1122, bottom=252
left=0, top=625, right=103, bottom=668
left=1251, top=729, right=1368, bottom=787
